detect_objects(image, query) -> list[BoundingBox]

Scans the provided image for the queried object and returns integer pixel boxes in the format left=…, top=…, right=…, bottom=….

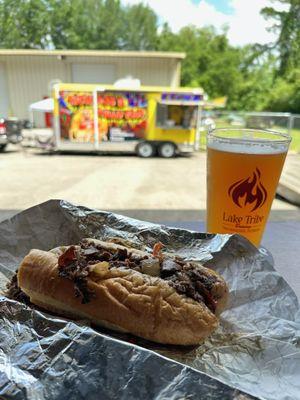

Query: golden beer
left=206, top=129, right=291, bottom=246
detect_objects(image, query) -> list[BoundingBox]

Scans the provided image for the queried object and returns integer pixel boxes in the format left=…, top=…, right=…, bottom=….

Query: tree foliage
left=158, top=25, right=243, bottom=106
left=48, top=0, right=125, bottom=49
left=0, top=0, right=49, bottom=48
left=266, top=68, right=300, bottom=112
left=157, top=0, right=299, bottom=112
left=0, top=0, right=298, bottom=112
left=261, top=0, right=300, bottom=76
left=122, top=3, right=157, bottom=50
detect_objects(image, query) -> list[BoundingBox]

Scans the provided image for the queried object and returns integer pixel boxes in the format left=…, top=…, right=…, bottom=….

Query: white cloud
left=227, top=0, right=276, bottom=45
left=122, top=0, right=288, bottom=46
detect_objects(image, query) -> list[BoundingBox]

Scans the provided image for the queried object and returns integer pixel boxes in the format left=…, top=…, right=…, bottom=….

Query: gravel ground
left=0, top=145, right=299, bottom=223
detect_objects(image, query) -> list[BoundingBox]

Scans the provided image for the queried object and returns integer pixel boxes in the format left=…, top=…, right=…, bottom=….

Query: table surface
left=160, top=220, right=300, bottom=301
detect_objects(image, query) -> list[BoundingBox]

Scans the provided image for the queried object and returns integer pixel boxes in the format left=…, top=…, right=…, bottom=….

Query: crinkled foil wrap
left=0, top=200, right=299, bottom=400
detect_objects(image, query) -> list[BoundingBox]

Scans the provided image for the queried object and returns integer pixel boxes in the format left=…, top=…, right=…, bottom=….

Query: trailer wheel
left=136, top=142, right=155, bottom=158
left=158, top=142, right=176, bottom=158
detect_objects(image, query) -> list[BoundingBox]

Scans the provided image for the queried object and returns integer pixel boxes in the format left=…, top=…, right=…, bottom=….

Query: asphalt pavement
left=1, top=145, right=299, bottom=224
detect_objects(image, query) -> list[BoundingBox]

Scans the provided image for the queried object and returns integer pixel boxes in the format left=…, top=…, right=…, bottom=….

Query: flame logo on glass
left=228, top=168, right=267, bottom=212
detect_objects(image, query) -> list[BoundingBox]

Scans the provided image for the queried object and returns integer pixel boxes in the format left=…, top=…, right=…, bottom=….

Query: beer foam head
left=207, top=129, right=291, bottom=154
left=207, top=140, right=288, bottom=154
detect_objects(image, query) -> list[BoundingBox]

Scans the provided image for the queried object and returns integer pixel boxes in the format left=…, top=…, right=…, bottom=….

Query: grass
left=199, top=119, right=300, bottom=153
left=289, top=128, right=300, bottom=152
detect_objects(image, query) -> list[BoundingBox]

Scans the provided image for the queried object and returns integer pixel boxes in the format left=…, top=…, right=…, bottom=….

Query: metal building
left=0, top=49, right=185, bottom=125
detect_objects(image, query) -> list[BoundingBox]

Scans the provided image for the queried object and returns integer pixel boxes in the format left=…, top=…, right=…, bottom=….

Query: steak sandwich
left=14, top=238, right=229, bottom=345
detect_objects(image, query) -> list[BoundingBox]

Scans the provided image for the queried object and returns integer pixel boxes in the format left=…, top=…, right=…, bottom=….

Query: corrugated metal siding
left=0, top=63, right=9, bottom=117
left=0, top=56, right=67, bottom=122
left=66, top=56, right=178, bottom=86
left=0, top=55, right=181, bottom=126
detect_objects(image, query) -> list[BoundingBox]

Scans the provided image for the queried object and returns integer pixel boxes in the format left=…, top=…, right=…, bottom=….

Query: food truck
left=51, top=83, right=204, bottom=157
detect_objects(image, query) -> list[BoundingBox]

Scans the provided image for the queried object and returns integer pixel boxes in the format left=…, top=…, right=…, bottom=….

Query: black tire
left=136, top=142, right=156, bottom=158
left=8, top=133, right=22, bottom=144
left=158, top=142, right=176, bottom=158
left=0, top=144, right=7, bottom=152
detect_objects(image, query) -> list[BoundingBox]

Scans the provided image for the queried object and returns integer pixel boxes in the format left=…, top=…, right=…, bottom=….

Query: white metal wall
left=0, top=56, right=67, bottom=125
left=72, top=63, right=116, bottom=83
left=66, top=56, right=179, bottom=86
left=0, top=63, right=9, bottom=117
left=0, top=55, right=181, bottom=126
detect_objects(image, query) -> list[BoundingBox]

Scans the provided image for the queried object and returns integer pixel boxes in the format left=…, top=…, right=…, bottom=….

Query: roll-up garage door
left=72, top=64, right=116, bottom=84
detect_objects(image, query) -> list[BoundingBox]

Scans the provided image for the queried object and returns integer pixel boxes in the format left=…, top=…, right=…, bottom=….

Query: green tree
left=48, top=0, right=90, bottom=49
left=158, top=25, right=244, bottom=104
left=49, top=0, right=159, bottom=50
left=228, top=46, right=276, bottom=110
left=0, top=0, right=157, bottom=50
left=122, top=4, right=157, bottom=50
left=49, top=0, right=124, bottom=49
left=0, top=0, right=49, bottom=48
left=265, top=68, right=300, bottom=112
left=158, top=25, right=201, bottom=86
left=92, top=0, right=124, bottom=49
left=261, top=0, right=300, bottom=76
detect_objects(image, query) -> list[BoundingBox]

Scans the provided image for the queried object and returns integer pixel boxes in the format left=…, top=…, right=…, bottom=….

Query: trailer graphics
left=52, top=83, right=204, bottom=157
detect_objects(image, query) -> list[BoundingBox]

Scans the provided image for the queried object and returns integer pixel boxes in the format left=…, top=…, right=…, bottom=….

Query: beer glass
left=206, top=128, right=291, bottom=246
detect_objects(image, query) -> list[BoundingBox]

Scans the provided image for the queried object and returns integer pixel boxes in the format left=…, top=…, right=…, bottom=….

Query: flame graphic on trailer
left=228, top=168, right=267, bottom=212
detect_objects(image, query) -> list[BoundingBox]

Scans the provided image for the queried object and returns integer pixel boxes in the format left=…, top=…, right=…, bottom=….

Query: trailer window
left=156, top=104, right=197, bottom=129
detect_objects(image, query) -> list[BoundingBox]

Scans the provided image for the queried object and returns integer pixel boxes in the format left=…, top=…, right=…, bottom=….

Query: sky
left=122, top=0, right=286, bottom=46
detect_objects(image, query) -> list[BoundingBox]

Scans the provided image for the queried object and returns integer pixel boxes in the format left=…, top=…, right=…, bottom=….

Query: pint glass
left=206, top=128, right=291, bottom=246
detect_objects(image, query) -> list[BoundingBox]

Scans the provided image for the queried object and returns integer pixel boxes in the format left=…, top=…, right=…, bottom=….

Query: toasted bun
left=17, top=240, right=228, bottom=345
left=80, top=239, right=229, bottom=316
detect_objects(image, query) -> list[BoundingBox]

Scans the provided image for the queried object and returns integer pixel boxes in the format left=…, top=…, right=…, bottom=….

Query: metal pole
left=195, top=104, right=202, bottom=151
left=29, top=109, right=34, bottom=127
left=287, top=114, right=294, bottom=136
left=93, top=89, right=99, bottom=150
left=53, top=84, right=60, bottom=150
left=93, top=87, right=105, bottom=151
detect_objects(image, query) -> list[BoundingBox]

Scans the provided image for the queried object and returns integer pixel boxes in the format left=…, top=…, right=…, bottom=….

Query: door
left=72, top=64, right=116, bottom=84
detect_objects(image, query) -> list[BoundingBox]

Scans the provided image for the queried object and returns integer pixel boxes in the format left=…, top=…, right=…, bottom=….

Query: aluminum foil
left=0, top=200, right=299, bottom=400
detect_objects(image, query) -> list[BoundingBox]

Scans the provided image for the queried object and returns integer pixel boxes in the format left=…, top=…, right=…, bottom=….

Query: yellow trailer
left=52, top=83, right=204, bottom=157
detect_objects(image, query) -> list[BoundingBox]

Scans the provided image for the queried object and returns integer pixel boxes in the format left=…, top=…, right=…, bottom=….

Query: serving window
left=156, top=104, right=197, bottom=129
